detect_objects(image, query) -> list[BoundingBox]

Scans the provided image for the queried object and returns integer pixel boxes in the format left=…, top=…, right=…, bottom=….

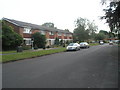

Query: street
left=2, top=44, right=118, bottom=88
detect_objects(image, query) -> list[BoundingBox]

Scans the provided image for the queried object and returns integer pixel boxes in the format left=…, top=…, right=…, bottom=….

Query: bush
left=34, top=45, right=38, bottom=50
left=22, top=46, right=31, bottom=50
left=2, top=21, right=23, bottom=50
left=46, top=45, right=50, bottom=48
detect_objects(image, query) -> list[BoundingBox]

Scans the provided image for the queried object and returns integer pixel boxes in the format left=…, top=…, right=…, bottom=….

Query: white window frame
left=41, top=31, right=45, bottom=35
left=58, top=33, right=62, bottom=36
left=64, top=33, right=67, bottom=36
left=49, top=31, right=54, bottom=35
left=23, top=38, right=31, bottom=45
left=23, top=27, right=31, bottom=34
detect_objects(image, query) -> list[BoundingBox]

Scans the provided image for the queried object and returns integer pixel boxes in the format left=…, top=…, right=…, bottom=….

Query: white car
left=100, top=41, right=104, bottom=45
left=66, top=43, right=80, bottom=51
left=80, top=42, right=90, bottom=48
left=109, top=41, right=113, bottom=45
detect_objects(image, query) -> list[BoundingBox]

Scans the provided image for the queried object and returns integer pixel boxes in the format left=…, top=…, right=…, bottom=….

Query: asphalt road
left=2, top=44, right=118, bottom=88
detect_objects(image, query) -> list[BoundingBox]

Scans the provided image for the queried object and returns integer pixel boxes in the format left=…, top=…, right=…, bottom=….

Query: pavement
left=2, top=44, right=118, bottom=88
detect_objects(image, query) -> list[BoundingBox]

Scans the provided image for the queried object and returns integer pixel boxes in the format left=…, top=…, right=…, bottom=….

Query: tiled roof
left=3, top=18, right=72, bottom=34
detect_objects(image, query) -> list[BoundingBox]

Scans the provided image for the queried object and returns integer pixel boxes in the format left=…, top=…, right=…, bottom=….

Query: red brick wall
left=54, top=32, right=58, bottom=38
left=45, top=31, right=49, bottom=39
left=62, top=33, right=64, bottom=39
left=32, top=30, right=40, bottom=34
left=49, top=35, right=54, bottom=39
left=4, top=20, right=73, bottom=40
left=4, top=21, right=19, bottom=33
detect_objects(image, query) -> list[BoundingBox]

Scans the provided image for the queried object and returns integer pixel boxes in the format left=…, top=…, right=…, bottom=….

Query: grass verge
left=2, top=48, right=66, bottom=63
left=89, top=43, right=99, bottom=46
left=0, top=50, right=16, bottom=54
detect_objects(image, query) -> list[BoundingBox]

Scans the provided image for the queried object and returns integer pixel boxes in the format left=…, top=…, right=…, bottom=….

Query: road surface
left=2, top=44, right=118, bottom=88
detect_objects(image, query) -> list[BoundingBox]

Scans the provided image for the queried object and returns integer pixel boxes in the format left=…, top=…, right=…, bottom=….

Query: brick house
left=3, top=18, right=73, bottom=46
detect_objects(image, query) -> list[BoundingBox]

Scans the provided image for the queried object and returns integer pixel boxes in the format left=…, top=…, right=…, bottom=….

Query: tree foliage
left=54, top=37, right=60, bottom=45
left=95, top=33, right=105, bottom=40
left=32, top=32, right=46, bottom=48
left=42, top=22, right=55, bottom=28
left=2, top=21, right=23, bottom=50
left=73, top=17, right=98, bottom=42
left=101, top=0, right=120, bottom=34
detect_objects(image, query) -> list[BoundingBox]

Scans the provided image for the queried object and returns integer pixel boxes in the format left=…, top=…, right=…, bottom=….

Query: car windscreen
left=80, top=42, right=87, bottom=44
left=68, top=43, right=74, bottom=46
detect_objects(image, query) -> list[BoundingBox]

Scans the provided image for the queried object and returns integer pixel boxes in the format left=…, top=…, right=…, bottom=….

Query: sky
left=0, top=0, right=110, bottom=33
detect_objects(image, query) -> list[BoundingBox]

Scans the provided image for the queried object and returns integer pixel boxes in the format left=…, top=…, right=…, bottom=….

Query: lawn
left=89, top=43, right=100, bottom=46
left=2, top=48, right=66, bottom=63
left=0, top=50, right=16, bottom=54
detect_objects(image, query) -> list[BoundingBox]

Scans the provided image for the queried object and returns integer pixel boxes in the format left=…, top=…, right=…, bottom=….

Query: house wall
left=4, top=20, right=73, bottom=46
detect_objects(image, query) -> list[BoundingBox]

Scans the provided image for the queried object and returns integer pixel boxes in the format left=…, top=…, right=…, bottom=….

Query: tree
left=2, top=21, right=23, bottom=50
left=101, top=0, right=120, bottom=35
left=42, top=22, right=55, bottom=28
left=95, top=33, right=105, bottom=41
left=99, top=30, right=109, bottom=39
left=54, top=37, right=60, bottom=45
left=73, top=17, right=90, bottom=42
left=65, top=29, right=70, bottom=32
left=87, top=20, right=98, bottom=39
left=59, top=39, right=63, bottom=45
left=32, top=32, right=46, bottom=48
left=99, top=30, right=109, bottom=35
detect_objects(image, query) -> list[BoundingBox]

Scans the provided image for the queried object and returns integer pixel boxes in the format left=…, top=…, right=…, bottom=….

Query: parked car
left=66, top=43, right=80, bottom=51
left=80, top=42, right=90, bottom=48
left=99, top=41, right=104, bottom=45
left=109, top=41, right=113, bottom=45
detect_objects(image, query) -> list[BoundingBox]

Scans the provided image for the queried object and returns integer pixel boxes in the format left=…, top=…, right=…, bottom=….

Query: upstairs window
left=49, top=31, right=54, bottom=35
left=23, top=27, right=31, bottom=34
left=41, top=31, right=45, bottom=35
left=69, top=34, right=72, bottom=37
left=58, top=33, right=62, bottom=36
left=64, top=33, right=67, bottom=36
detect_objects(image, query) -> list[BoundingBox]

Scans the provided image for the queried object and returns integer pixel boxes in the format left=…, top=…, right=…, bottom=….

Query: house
left=3, top=18, right=73, bottom=46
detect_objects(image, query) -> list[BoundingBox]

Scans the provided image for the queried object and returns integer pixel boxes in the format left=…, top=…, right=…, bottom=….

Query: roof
left=3, top=18, right=72, bottom=34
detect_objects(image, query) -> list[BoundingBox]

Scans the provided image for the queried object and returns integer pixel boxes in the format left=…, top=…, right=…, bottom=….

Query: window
left=23, top=38, right=31, bottom=45
left=25, top=40, right=31, bottom=45
left=64, top=33, right=67, bottom=36
left=23, top=27, right=31, bottom=34
left=69, top=34, right=72, bottom=37
left=41, top=31, right=45, bottom=35
left=49, top=31, right=54, bottom=35
left=58, top=33, right=62, bottom=36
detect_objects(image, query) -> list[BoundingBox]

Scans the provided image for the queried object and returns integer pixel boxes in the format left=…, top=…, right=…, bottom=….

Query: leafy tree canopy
left=54, top=37, right=60, bottom=45
left=101, top=0, right=120, bottom=33
left=42, top=22, right=55, bottom=28
left=2, top=21, right=23, bottom=50
left=32, top=32, right=46, bottom=48
left=73, top=17, right=98, bottom=42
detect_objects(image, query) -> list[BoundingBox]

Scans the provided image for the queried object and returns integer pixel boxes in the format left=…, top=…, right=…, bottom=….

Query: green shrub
left=22, top=46, right=31, bottom=50
left=46, top=45, right=51, bottom=48
left=34, top=45, right=38, bottom=50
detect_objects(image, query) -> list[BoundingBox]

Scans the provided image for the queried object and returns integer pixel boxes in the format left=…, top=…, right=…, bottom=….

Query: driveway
left=2, top=44, right=118, bottom=88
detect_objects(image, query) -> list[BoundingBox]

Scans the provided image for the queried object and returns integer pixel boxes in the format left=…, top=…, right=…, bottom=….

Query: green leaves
left=73, top=17, right=98, bottom=42
left=32, top=32, right=46, bottom=48
left=2, top=21, right=23, bottom=50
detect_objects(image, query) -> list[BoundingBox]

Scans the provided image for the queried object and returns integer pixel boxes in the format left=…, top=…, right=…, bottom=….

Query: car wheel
left=76, top=47, right=78, bottom=51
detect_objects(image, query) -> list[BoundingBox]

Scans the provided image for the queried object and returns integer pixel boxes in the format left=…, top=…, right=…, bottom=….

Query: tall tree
left=101, top=0, right=120, bottom=34
left=2, top=21, right=23, bottom=50
left=95, top=33, right=105, bottom=41
left=73, top=17, right=90, bottom=42
left=87, top=20, right=98, bottom=39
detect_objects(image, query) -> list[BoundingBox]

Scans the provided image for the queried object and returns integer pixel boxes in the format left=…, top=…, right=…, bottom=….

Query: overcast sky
left=0, top=0, right=110, bottom=32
